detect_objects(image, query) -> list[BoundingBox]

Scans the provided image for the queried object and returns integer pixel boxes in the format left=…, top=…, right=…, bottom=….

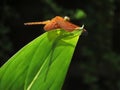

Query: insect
left=24, top=16, right=86, bottom=32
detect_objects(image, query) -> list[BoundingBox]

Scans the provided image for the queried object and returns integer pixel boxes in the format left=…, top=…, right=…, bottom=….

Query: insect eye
left=64, top=16, right=70, bottom=21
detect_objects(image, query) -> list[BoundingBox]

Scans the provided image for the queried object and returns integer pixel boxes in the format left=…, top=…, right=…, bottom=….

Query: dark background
left=0, top=0, right=120, bottom=90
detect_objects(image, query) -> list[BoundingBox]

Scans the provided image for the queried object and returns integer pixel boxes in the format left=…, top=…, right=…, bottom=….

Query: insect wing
left=54, top=16, right=78, bottom=32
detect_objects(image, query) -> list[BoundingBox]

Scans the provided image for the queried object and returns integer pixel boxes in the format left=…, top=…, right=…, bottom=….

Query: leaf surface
left=0, top=29, right=83, bottom=90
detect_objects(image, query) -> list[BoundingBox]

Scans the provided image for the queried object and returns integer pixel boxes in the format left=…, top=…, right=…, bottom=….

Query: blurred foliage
left=0, top=0, right=120, bottom=90
left=0, top=24, right=13, bottom=66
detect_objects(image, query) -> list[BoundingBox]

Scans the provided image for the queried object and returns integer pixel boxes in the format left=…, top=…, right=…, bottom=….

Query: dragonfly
left=24, top=16, right=87, bottom=85
left=24, top=16, right=86, bottom=32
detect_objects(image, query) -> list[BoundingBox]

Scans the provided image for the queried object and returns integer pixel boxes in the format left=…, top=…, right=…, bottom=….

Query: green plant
left=0, top=28, right=83, bottom=90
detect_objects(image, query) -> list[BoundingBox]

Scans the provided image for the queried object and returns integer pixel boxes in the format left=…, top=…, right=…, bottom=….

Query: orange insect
left=24, top=16, right=85, bottom=32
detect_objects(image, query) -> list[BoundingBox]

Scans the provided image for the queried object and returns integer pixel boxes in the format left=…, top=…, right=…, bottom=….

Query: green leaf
left=0, top=29, right=83, bottom=90
left=74, top=9, right=86, bottom=19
